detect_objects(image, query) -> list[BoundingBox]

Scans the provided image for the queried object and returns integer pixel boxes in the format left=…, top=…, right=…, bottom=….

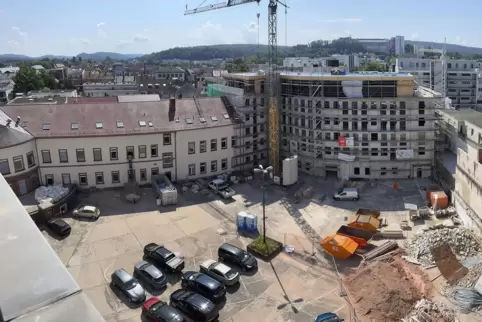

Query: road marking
left=334, top=304, right=347, bottom=313
left=303, top=286, right=338, bottom=305
left=103, top=259, right=115, bottom=282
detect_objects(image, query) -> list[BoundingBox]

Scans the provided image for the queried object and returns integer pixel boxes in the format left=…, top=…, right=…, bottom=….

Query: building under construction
left=209, top=71, right=446, bottom=180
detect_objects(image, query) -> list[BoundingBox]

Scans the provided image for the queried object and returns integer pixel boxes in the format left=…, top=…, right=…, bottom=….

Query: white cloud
left=319, top=18, right=362, bottom=23
left=12, top=26, right=27, bottom=38
left=7, top=40, right=19, bottom=46
left=410, top=32, right=419, bottom=40
left=134, top=34, right=150, bottom=42
left=96, top=22, right=107, bottom=38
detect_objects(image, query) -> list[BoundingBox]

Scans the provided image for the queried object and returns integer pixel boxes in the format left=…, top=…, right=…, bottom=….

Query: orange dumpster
left=336, top=225, right=376, bottom=248
left=347, top=214, right=381, bottom=232
left=430, top=191, right=448, bottom=209
left=320, top=234, right=359, bottom=259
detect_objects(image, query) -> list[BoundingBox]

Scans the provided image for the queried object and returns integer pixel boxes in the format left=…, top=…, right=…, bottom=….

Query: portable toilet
left=245, top=213, right=258, bottom=232
left=320, top=234, right=359, bottom=259
left=236, top=211, right=247, bottom=231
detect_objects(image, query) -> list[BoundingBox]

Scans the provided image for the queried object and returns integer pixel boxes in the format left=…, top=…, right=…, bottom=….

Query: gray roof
left=0, top=174, right=104, bottom=322
left=0, top=111, right=34, bottom=148
left=118, top=94, right=160, bottom=103
left=1, top=97, right=238, bottom=138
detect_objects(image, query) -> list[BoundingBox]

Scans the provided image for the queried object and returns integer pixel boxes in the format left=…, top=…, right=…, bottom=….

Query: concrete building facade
left=82, top=82, right=139, bottom=97
left=0, top=96, right=243, bottom=196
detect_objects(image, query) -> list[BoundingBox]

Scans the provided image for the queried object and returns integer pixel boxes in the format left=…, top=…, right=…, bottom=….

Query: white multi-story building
left=154, top=67, right=186, bottom=81
left=283, top=55, right=361, bottom=72
left=0, top=96, right=242, bottom=196
left=82, top=82, right=140, bottom=97
left=395, top=57, right=482, bottom=109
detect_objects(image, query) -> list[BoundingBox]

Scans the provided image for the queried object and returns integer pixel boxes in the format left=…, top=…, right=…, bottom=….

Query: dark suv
left=170, top=289, right=219, bottom=322
left=218, top=243, right=257, bottom=271
left=181, top=271, right=226, bottom=303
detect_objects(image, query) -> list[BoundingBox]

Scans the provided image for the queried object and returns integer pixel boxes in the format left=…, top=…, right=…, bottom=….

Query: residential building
left=31, top=65, right=46, bottom=73
left=395, top=57, right=482, bottom=109
left=218, top=71, right=443, bottom=179
left=391, top=35, right=405, bottom=56
left=0, top=96, right=241, bottom=196
left=153, top=67, right=186, bottom=81
left=82, top=81, right=139, bottom=97
left=0, top=66, right=20, bottom=78
left=0, top=79, right=14, bottom=104
left=436, top=108, right=482, bottom=232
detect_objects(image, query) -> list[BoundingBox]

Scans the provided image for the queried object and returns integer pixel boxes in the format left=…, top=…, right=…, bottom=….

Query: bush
left=247, top=236, right=283, bottom=260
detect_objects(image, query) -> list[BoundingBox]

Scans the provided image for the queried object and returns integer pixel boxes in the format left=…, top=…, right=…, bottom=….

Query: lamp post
left=254, top=165, right=273, bottom=243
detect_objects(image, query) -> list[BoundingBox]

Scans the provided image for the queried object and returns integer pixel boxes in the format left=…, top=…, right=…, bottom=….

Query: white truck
left=208, top=179, right=235, bottom=199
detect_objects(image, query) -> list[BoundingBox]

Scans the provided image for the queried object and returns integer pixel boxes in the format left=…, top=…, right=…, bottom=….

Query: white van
left=333, top=188, right=359, bottom=201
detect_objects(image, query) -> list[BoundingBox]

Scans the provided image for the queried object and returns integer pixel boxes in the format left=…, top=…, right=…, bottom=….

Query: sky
left=1, top=0, right=482, bottom=57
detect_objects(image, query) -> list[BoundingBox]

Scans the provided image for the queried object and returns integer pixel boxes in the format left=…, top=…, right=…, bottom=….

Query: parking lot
left=41, top=182, right=352, bottom=322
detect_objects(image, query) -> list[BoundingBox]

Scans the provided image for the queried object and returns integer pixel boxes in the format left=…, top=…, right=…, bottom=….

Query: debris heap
left=443, top=263, right=482, bottom=298
left=402, top=299, right=459, bottom=322
left=406, top=227, right=482, bottom=266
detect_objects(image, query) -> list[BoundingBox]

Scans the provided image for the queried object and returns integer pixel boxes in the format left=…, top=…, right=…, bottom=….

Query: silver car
left=199, top=259, right=240, bottom=286
left=72, top=205, right=100, bottom=220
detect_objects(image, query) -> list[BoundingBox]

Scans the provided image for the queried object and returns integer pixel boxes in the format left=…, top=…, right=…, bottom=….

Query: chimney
left=15, top=116, right=20, bottom=127
left=5, top=119, right=11, bottom=127
left=168, top=98, right=176, bottom=122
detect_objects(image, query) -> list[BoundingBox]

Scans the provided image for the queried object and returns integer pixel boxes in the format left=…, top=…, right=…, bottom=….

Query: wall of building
left=35, top=133, right=176, bottom=188
left=176, top=126, right=236, bottom=180
left=455, top=147, right=482, bottom=222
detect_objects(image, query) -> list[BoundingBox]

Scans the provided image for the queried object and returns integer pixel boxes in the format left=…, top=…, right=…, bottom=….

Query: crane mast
left=184, top=0, right=286, bottom=176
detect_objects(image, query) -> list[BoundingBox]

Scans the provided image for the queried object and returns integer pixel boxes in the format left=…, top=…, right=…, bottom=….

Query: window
left=188, top=164, right=195, bottom=176
left=188, top=142, right=195, bottom=154
left=232, top=136, right=236, bottom=148
left=211, top=116, right=218, bottom=122
left=221, top=137, right=227, bottom=149
left=221, top=158, right=228, bottom=170
left=76, top=149, right=85, bottom=162
left=200, top=140, right=206, bottom=153
left=139, top=145, right=147, bottom=158
left=211, top=139, right=217, bottom=151
left=41, top=150, right=51, bottom=163
left=163, top=133, right=171, bottom=145
left=0, top=159, right=10, bottom=175
left=79, top=173, right=88, bottom=185
left=110, top=147, right=118, bottom=160
left=62, top=174, right=71, bottom=185
left=354, top=167, right=360, bottom=175
left=126, top=146, right=134, bottom=159
left=71, top=122, right=79, bottom=130
left=26, top=152, right=35, bottom=168
left=116, top=120, right=124, bottom=128
left=211, top=160, right=217, bottom=172
left=43, top=123, right=51, bottom=130
left=96, top=122, right=103, bottom=129
left=58, top=149, right=68, bottom=163
left=151, top=144, right=158, bottom=157
left=245, top=114, right=250, bottom=121
left=139, top=120, right=147, bottom=127
left=162, top=152, right=173, bottom=168
left=93, top=148, right=102, bottom=161
left=151, top=167, right=159, bottom=175
left=111, top=171, right=120, bottom=183
left=45, top=174, right=54, bottom=186
left=95, top=172, right=104, bottom=184
left=200, top=162, right=206, bottom=174
left=140, top=169, right=147, bottom=181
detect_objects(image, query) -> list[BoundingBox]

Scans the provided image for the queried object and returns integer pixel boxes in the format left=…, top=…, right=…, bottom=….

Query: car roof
left=201, top=259, right=217, bottom=269
left=220, top=243, right=244, bottom=255
left=82, top=205, right=97, bottom=212
left=48, top=218, right=68, bottom=226
left=154, top=303, right=183, bottom=321
left=186, top=292, right=215, bottom=313
left=113, top=269, right=133, bottom=283
left=213, top=263, right=232, bottom=275
left=134, top=260, right=150, bottom=270
left=155, top=246, right=172, bottom=258
left=144, top=264, right=163, bottom=279
left=195, top=273, right=221, bottom=289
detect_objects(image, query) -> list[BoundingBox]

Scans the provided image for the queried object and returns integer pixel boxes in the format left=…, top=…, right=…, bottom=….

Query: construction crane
left=184, top=0, right=288, bottom=176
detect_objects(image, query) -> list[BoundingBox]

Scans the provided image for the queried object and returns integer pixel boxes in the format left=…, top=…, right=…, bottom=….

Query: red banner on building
left=338, top=136, right=346, bottom=147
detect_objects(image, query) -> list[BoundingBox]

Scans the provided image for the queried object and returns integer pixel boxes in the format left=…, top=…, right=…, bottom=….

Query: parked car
left=142, top=298, right=186, bottom=322
left=170, top=289, right=219, bottom=322
left=199, top=259, right=239, bottom=286
left=72, top=205, right=100, bottom=220
left=315, top=313, right=344, bottom=322
left=110, top=269, right=146, bottom=303
left=46, top=218, right=71, bottom=237
left=143, top=243, right=185, bottom=273
left=218, top=243, right=257, bottom=271
left=134, top=260, right=167, bottom=290
left=333, top=188, right=359, bottom=201
left=181, top=271, right=226, bottom=303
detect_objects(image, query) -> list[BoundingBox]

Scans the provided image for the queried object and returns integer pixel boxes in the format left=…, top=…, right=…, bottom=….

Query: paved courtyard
left=42, top=187, right=351, bottom=322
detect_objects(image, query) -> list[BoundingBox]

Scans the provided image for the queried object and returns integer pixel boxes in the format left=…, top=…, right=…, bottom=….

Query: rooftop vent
left=116, top=121, right=124, bottom=128
left=42, top=123, right=50, bottom=130
left=211, top=116, right=218, bottom=122
left=96, top=122, right=103, bottom=129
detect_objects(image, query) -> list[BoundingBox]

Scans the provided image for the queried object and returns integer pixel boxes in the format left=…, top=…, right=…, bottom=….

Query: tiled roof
left=0, top=111, right=34, bottom=148
left=1, top=97, right=238, bottom=138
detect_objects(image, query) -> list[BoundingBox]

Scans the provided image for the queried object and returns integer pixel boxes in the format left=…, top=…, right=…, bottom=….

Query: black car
left=134, top=260, right=168, bottom=290
left=46, top=218, right=71, bottom=237
left=218, top=243, right=257, bottom=271
left=111, top=269, right=146, bottom=303
left=142, top=298, right=186, bottom=322
left=170, top=289, right=219, bottom=322
left=181, top=271, right=226, bottom=303
left=144, top=243, right=185, bottom=273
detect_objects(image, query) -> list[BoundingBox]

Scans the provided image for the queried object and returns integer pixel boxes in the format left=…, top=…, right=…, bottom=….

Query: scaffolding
left=278, top=73, right=445, bottom=178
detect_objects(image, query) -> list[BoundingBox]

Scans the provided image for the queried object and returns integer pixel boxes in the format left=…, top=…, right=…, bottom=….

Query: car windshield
left=242, top=253, right=250, bottom=261
left=124, top=279, right=138, bottom=289
left=226, top=270, right=237, bottom=279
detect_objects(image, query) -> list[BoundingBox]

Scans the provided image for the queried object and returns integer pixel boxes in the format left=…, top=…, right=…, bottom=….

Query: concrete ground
left=41, top=186, right=351, bottom=322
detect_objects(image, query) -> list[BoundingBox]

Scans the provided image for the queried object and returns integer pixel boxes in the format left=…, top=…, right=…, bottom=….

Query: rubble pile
left=443, top=263, right=482, bottom=298
left=402, top=299, right=459, bottom=322
left=406, top=227, right=482, bottom=266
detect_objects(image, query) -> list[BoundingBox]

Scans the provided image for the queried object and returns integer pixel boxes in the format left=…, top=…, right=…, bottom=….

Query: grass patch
left=247, top=236, right=283, bottom=259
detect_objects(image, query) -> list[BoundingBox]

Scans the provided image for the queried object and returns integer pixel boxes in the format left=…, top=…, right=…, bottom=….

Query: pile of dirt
left=344, top=255, right=432, bottom=322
